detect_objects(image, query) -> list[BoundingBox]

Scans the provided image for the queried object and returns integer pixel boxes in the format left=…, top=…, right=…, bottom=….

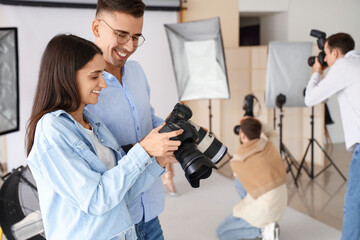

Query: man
left=304, top=32, right=360, bottom=240
left=216, top=117, right=287, bottom=240
left=86, top=0, right=172, bottom=239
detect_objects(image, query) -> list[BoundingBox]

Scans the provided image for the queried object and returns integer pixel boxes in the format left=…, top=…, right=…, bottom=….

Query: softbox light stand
left=164, top=17, right=230, bottom=133
left=265, top=42, right=312, bottom=187
left=208, top=100, right=213, bottom=133
left=277, top=100, right=300, bottom=187
left=294, top=106, right=346, bottom=185
left=0, top=160, right=4, bottom=173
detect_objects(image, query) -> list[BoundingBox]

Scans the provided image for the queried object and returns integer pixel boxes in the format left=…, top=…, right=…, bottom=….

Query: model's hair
left=26, top=34, right=103, bottom=156
left=96, top=0, right=145, bottom=18
left=240, top=118, right=262, bottom=140
left=326, top=33, right=355, bottom=55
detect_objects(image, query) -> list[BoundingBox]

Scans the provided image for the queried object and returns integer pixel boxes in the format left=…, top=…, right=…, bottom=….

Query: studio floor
left=0, top=143, right=350, bottom=240
left=160, top=143, right=350, bottom=239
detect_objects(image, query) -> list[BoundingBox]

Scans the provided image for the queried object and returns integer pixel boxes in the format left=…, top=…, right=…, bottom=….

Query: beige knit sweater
left=230, top=123, right=287, bottom=228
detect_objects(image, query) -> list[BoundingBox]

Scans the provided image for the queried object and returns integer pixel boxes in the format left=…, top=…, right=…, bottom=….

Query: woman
left=26, top=34, right=181, bottom=240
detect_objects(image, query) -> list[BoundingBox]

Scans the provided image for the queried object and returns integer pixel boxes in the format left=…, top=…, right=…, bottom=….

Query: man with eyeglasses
left=86, top=0, right=172, bottom=239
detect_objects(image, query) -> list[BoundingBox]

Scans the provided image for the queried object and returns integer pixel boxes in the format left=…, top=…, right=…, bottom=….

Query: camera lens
left=161, top=102, right=230, bottom=188
left=174, top=142, right=216, bottom=188
left=308, top=56, right=315, bottom=66
left=189, top=122, right=228, bottom=165
left=160, top=120, right=217, bottom=188
left=234, top=125, right=240, bottom=135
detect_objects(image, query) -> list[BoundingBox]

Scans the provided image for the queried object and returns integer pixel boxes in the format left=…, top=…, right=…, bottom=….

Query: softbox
left=0, top=28, right=19, bottom=136
left=164, top=17, right=230, bottom=101
left=265, top=42, right=313, bottom=108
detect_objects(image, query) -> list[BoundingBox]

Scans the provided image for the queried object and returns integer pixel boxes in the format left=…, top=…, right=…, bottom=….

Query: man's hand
left=156, top=155, right=178, bottom=168
left=312, top=57, right=327, bottom=74
left=140, top=123, right=183, bottom=158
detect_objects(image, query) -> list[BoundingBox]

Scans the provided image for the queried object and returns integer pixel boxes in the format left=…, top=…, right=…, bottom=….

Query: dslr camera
left=234, top=94, right=259, bottom=135
left=308, top=29, right=328, bottom=67
left=160, top=103, right=228, bottom=188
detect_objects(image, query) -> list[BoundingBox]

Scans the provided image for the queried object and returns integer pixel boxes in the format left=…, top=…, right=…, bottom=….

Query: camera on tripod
left=308, top=29, right=328, bottom=67
left=276, top=93, right=286, bottom=109
left=234, top=94, right=259, bottom=135
left=160, top=103, right=228, bottom=188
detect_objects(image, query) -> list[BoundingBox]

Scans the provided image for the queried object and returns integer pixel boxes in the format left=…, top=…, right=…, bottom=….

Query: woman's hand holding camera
left=140, top=123, right=183, bottom=163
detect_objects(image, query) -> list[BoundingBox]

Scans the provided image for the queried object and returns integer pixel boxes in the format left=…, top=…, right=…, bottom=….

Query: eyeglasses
left=99, top=19, right=145, bottom=47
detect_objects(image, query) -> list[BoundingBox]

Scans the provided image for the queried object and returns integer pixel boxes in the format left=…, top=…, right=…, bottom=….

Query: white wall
left=260, top=12, right=288, bottom=45
left=0, top=5, right=178, bottom=170
left=239, top=0, right=288, bottom=12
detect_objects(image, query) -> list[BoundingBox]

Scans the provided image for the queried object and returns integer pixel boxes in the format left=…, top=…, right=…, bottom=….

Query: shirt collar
left=234, top=138, right=267, bottom=161
left=83, top=109, right=102, bottom=127
left=103, top=63, right=127, bottom=83
left=51, top=109, right=101, bottom=128
left=345, top=49, right=360, bottom=58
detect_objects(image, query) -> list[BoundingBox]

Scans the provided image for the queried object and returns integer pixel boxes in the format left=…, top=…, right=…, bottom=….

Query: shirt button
left=100, top=139, right=104, bottom=142
left=117, top=147, right=120, bottom=151
left=145, top=162, right=148, bottom=167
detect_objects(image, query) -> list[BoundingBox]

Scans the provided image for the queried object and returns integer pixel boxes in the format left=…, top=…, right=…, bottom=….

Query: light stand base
left=294, top=106, right=346, bottom=185
left=277, top=106, right=300, bottom=187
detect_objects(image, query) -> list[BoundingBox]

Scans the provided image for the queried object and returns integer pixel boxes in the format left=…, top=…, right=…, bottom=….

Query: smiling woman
left=74, top=54, right=106, bottom=108
left=23, top=33, right=182, bottom=240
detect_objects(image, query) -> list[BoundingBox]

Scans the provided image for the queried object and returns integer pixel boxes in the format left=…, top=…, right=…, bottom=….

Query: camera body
left=160, top=103, right=228, bottom=188
left=308, top=29, right=328, bottom=67
left=242, top=94, right=255, bottom=117
left=234, top=94, right=259, bottom=135
left=276, top=93, right=286, bottom=109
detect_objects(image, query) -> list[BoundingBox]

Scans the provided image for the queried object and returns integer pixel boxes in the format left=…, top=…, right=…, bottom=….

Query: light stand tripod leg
left=295, top=140, right=312, bottom=185
left=282, top=144, right=300, bottom=170
left=278, top=105, right=299, bottom=187
left=208, top=99, right=212, bottom=134
left=295, top=106, right=347, bottom=184
left=0, top=159, right=4, bottom=173
left=313, top=139, right=347, bottom=181
left=281, top=143, right=298, bottom=187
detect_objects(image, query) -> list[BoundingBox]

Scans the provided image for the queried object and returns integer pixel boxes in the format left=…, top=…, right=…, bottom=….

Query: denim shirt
left=27, top=109, right=164, bottom=240
left=86, top=60, right=165, bottom=223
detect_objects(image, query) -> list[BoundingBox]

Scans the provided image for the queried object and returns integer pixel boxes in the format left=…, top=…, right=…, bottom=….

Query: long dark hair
left=26, top=34, right=102, bottom=156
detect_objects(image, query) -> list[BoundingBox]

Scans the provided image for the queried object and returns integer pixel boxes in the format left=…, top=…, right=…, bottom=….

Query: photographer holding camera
left=304, top=32, right=360, bottom=240
left=217, top=117, right=287, bottom=240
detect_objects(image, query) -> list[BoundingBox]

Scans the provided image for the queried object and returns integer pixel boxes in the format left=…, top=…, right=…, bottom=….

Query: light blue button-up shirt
left=27, top=109, right=164, bottom=240
left=86, top=60, right=165, bottom=223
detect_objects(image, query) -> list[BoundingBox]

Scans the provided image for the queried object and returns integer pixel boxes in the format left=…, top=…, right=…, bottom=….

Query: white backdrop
left=0, top=5, right=178, bottom=170
left=265, top=41, right=312, bottom=108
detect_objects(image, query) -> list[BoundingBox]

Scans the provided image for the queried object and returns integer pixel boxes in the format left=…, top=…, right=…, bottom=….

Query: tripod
left=278, top=106, right=300, bottom=187
left=294, top=106, right=346, bottom=185
left=0, top=157, right=4, bottom=173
